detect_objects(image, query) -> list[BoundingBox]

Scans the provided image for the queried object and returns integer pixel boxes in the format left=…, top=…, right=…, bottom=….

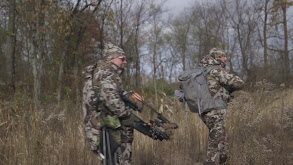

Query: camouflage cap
left=209, top=48, right=226, bottom=60
left=104, top=43, right=125, bottom=61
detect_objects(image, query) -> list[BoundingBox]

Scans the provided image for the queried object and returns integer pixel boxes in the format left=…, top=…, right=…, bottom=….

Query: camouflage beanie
left=209, top=48, right=227, bottom=68
left=103, top=43, right=125, bottom=61
left=209, top=48, right=226, bottom=60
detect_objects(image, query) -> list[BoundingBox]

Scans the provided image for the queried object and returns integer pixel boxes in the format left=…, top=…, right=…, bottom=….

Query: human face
left=220, top=56, right=227, bottom=63
left=111, top=55, right=127, bottom=68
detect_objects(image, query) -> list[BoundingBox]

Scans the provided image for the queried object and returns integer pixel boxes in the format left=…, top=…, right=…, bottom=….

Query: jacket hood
left=82, top=60, right=124, bottom=80
left=200, top=55, right=223, bottom=67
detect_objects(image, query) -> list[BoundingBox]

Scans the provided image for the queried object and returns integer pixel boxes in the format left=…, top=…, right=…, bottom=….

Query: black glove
left=120, top=113, right=136, bottom=127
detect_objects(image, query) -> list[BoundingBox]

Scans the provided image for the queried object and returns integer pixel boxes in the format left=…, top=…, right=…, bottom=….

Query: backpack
left=82, top=63, right=98, bottom=119
left=177, top=66, right=227, bottom=115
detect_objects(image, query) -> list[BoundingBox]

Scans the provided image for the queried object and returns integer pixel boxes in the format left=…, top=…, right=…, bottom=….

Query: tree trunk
left=31, top=34, right=44, bottom=110
left=31, top=0, right=45, bottom=109
left=56, top=42, right=68, bottom=107
left=236, top=24, right=249, bottom=75
left=182, top=50, right=186, bottom=71
left=73, top=27, right=86, bottom=103
left=152, top=20, right=158, bottom=107
left=120, top=0, right=124, bottom=49
left=182, top=17, right=191, bottom=71
left=263, top=0, right=269, bottom=70
left=31, top=42, right=43, bottom=110
left=153, top=29, right=157, bottom=80
left=198, top=32, right=202, bottom=63
left=73, top=52, right=80, bottom=103
left=6, top=0, right=16, bottom=92
left=281, top=3, right=289, bottom=83
left=31, top=42, right=39, bottom=109
left=135, top=25, right=141, bottom=87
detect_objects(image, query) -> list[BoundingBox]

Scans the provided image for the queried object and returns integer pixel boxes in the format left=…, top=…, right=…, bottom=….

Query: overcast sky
left=163, top=0, right=293, bottom=23
left=163, top=0, right=191, bottom=15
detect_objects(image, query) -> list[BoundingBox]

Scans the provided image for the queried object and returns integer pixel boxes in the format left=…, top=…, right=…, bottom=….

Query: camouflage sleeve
left=96, top=69, right=131, bottom=118
left=210, top=68, right=244, bottom=91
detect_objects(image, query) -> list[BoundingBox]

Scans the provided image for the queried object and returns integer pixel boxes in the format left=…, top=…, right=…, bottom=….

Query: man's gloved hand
left=120, top=113, right=136, bottom=127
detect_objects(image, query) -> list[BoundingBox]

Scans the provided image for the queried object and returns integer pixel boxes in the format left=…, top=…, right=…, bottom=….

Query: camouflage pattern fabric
left=199, top=48, right=244, bottom=165
left=209, top=48, right=227, bottom=68
left=82, top=64, right=101, bottom=151
left=200, top=54, right=244, bottom=103
left=209, top=48, right=226, bottom=59
left=82, top=43, right=133, bottom=164
left=93, top=61, right=131, bottom=118
left=201, top=109, right=227, bottom=164
left=93, top=61, right=133, bottom=164
left=119, top=142, right=132, bottom=165
left=104, top=43, right=125, bottom=61
left=118, top=124, right=134, bottom=164
left=120, top=125, right=134, bottom=143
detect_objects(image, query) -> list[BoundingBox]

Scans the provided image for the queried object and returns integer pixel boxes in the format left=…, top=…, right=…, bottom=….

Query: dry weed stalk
left=1, top=81, right=292, bottom=164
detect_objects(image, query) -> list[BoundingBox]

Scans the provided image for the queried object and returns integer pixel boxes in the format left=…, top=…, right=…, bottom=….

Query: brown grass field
left=1, top=81, right=292, bottom=165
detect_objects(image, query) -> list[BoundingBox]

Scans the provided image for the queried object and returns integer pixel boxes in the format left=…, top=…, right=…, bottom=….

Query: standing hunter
left=82, top=43, right=135, bottom=165
left=199, top=48, right=244, bottom=165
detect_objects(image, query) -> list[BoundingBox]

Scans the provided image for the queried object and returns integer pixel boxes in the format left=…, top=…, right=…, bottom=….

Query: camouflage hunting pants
left=119, top=125, right=134, bottom=165
left=107, top=125, right=133, bottom=165
left=84, top=111, right=101, bottom=151
left=201, top=109, right=228, bottom=165
left=119, top=143, right=132, bottom=165
left=85, top=113, right=133, bottom=165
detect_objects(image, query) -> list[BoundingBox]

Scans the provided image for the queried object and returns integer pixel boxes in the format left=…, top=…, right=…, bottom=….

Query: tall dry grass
left=1, top=80, right=292, bottom=165
left=0, top=93, right=100, bottom=165
left=227, top=80, right=293, bottom=165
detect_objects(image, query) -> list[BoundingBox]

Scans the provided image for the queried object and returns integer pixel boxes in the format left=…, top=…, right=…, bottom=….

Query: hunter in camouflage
left=82, top=43, right=134, bottom=165
left=200, top=48, right=244, bottom=165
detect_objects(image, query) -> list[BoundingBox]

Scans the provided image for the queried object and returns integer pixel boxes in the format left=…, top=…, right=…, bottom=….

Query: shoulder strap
left=204, top=65, right=221, bottom=75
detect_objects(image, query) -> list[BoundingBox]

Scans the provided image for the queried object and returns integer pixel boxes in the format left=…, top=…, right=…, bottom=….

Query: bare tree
left=146, top=5, right=166, bottom=106
left=274, top=0, right=292, bottom=82
left=263, top=0, right=271, bottom=69
left=22, top=0, right=47, bottom=109
left=56, top=0, right=102, bottom=106
left=268, top=0, right=293, bottom=82
left=167, top=12, right=192, bottom=71
left=5, top=0, right=16, bottom=92
left=96, top=0, right=114, bottom=56
left=188, top=1, right=231, bottom=66
left=255, top=0, right=277, bottom=71
left=225, top=0, right=259, bottom=77
left=132, top=1, right=164, bottom=86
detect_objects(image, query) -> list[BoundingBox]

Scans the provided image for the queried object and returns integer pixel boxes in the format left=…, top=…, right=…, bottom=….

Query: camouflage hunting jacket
left=200, top=55, right=244, bottom=103
left=92, top=61, right=132, bottom=119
